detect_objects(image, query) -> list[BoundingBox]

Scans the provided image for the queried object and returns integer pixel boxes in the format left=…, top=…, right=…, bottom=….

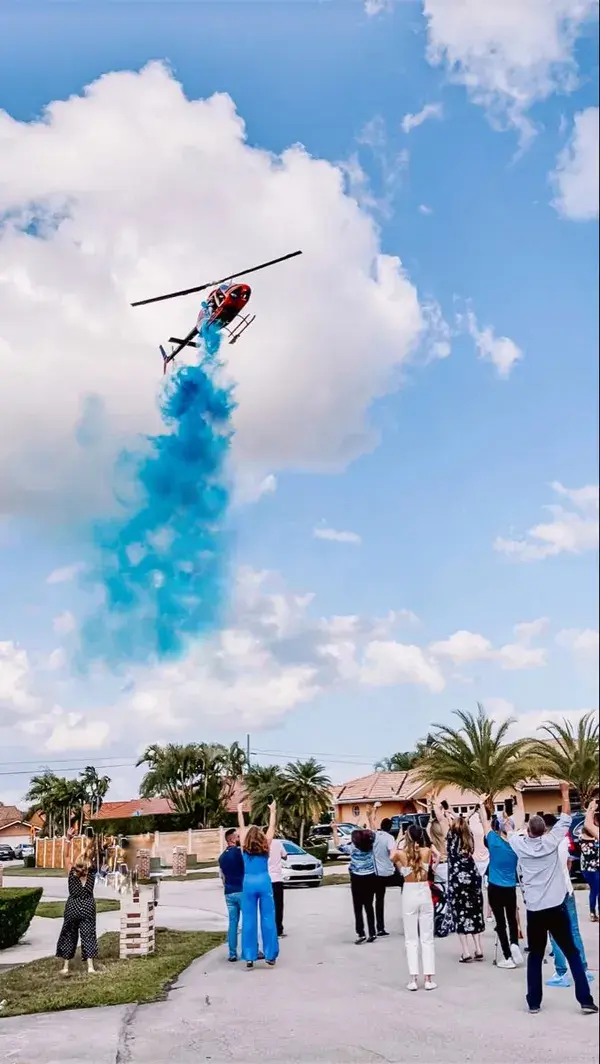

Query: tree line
left=24, top=706, right=598, bottom=841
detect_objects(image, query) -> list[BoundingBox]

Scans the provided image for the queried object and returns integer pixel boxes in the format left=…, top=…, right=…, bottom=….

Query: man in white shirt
left=508, top=785, right=597, bottom=1015
left=369, top=803, right=397, bottom=937
left=544, top=814, right=593, bottom=988
left=269, top=838, right=287, bottom=937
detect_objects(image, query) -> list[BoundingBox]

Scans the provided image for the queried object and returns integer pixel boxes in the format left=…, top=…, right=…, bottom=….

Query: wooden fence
left=36, top=827, right=224, bottom=870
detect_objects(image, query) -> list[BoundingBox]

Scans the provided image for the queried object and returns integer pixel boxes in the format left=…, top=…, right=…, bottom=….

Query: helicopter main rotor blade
left=130, top=249, right=302, bottom=308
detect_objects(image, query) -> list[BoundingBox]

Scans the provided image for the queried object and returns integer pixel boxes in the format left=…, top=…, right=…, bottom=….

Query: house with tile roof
left=334, top=770, right=567, bottom=827
left=0, top=803, right=36, bottom=847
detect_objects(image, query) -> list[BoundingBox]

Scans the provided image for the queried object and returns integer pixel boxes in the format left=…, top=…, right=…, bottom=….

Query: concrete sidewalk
left=1, top=884, right=598, bottom=1063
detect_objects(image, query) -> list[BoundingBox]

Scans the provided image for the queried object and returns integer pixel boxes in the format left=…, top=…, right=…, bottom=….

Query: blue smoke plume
left=80, top=325, right=235, bottom=669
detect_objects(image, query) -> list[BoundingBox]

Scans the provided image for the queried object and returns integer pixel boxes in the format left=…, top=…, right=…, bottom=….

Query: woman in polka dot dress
left=56, top=856, right=99, bottom=975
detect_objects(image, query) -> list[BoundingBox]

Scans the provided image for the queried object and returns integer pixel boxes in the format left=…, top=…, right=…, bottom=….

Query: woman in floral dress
left=580, top=798, right=599, bottom=922
left=445, top=817, right=485, bottom=961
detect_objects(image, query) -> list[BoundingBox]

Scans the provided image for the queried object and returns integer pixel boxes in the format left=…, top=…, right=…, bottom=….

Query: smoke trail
left=80, top=327, right=235, bottom=669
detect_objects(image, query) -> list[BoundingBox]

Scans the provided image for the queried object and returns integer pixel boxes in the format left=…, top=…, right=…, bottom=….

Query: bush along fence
left=0, top=887, right=43, bottom=950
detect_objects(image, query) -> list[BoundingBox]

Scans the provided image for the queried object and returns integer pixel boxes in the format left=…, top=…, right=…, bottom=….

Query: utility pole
left=246, top=733, right=251, bottom=768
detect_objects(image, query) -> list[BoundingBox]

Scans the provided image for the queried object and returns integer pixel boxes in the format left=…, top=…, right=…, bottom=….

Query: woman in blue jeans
left=237, top=799, right=279, bottom=969
left=580, top=799, right=599, bottom=922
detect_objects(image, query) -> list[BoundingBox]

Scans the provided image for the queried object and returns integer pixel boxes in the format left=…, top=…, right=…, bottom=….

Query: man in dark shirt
left=219, top=828, right=245, bottom=961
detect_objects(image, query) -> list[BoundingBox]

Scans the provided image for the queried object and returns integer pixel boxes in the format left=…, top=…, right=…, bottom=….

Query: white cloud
left=45, top=715, right=110, bottom=752
left=0, top=63, right=427, bottom=520
left=494, top=481, right=599, bottom=560
left=365, top=0, right=395, bottom=15
left=463, top=308, right=523, bottom=378
left=359, top=640, right=446, bottom=691
left=46, top=562, right=85, bottom=585
left=401, top=103, right=444, bottom=134
left=313, top=526, right=362, bottom=545
left=0, top=641, right=40, bottom=716
left=422, top=0, right=599, bottom=139
left=52, top=611, right=76, bottom=635
left=508, top=707, right=598, bottom=739
left=419, top=204, right=434, bottom=215
left=552, top=107, right=599, bottom=220
left=429, top=619, right=548, bottom=670
left=556, top=627, right=600, bottom=660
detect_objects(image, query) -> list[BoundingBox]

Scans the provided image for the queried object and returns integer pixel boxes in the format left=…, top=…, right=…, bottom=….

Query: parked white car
left=281, top=841, right=324, bottom=887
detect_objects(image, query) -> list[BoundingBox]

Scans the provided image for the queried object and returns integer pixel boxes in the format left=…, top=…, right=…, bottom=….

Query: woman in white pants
left=393, top=826, right=437, bottom=991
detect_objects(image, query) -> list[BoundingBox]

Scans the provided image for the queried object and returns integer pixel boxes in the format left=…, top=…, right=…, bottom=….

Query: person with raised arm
left=477, top=798, right=522, bottom=969
left=237, top=800, right=279, bottom=969
left=506, top=783, right=597, bottom=1015
left=366, top=801, right=396, bottom=937
left=580, top=796, right=599, bottom=922
left=333, top=818, right=377, bottom=944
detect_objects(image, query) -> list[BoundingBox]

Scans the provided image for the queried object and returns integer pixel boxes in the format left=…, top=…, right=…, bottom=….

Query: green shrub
left=24, top=855, right=36, bottom=869
left=0, top=887, right=43, bottom=950
left=304, top=843, right=328, bottom=863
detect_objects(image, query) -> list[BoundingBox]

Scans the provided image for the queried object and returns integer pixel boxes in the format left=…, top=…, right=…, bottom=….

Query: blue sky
left=0, top=0, right=598, bottom=798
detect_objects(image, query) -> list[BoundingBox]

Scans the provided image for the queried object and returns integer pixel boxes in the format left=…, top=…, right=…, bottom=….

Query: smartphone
left=504, top=798, right=514, bottom=817
left=441, top=800, right=449, bottom=811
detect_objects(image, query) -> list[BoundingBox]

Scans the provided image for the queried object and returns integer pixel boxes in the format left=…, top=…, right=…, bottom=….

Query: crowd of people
left=52, top=785, right=599, bottom=1019
left=328, top=787, right=599, bottom=1013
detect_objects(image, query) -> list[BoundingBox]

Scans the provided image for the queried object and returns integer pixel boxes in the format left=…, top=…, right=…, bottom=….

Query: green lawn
left=322, top=874, right=350, bottom=886
left=36, top=899, right=120, bottom=919
left=0, top=928, right=225, bottom=1018
left=2, top=867, right=67, bottom=877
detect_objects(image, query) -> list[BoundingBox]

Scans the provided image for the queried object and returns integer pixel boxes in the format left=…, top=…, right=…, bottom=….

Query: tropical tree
left=244, top=765, right=284, bottom=826
left=278, top=759, right=333, bottom=846
left=136, top=741, right=246, bottom=827
left=530, top=713, right=599, bottom=807
left=79, top=765, right=111, bottom=824
left=25, top=770, right=62, bottom=836
left=414, top=703, right=539, bottom=803
left=376, top=751, right=419, bottom=771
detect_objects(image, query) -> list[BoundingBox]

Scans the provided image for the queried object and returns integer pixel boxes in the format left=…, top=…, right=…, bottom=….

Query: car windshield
left=282, top=842, right=306, bottom=855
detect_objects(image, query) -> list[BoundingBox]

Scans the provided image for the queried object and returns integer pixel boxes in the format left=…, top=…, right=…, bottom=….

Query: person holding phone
left=477, top=798, right=522, bottom=969
left=237, top=801, right=279, bottom=968
left=580, top=797, right=599, bottom=922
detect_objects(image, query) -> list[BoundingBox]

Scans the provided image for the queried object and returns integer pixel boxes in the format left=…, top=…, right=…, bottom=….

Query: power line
left=0, top=762, right=137, bottom=778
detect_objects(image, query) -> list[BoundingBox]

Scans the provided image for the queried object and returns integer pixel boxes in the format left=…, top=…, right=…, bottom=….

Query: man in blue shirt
left=219, top=828, right=245, bottom=962
left=478, top=803, right=523, bottom=969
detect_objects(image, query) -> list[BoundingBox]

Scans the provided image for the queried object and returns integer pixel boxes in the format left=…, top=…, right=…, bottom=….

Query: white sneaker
left=511, top=944, right=524, bottom=966
left=424, top=979, right=438, bottom=991
left=497, top=957, right=517, bottom=969
left=406, top=979, right=419, bottom=992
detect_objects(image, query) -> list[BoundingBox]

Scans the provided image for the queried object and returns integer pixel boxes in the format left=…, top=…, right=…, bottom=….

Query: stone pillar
left=136, top=848, right=151, bottom=879
left=172, top=846, right=187, bottom=876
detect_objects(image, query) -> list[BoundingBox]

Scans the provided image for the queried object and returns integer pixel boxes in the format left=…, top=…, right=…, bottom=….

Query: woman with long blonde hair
left=392, top=826, right=437, bottom=991
left=237, top=800, right=279, bottom=969
left=435, top=807, right=485, bottom=963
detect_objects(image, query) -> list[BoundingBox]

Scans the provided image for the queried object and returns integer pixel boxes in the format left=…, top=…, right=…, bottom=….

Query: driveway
left=1, top=883, right=598, bottom=1063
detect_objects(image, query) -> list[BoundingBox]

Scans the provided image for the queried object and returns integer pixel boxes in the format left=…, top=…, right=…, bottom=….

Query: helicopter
left=131, top=250, right=303, bottom=373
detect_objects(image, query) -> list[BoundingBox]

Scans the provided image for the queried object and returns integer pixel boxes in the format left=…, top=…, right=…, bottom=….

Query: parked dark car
left=389, top=812, right=430, bottom=839
left=567, top=812, right=586, bottom=880
left=0, top=844, right=16, bottom=861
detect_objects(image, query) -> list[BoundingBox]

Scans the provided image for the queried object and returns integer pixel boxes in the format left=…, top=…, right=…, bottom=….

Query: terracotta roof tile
left=89, top=798, right=174, bottom=820
left=0, top=805, right=26, bottom=826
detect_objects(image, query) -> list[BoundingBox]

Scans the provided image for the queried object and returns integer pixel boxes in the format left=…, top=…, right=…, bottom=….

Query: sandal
left=459, top=955, right=473, bottom=963
left=474, top=953, right=484, bottom=961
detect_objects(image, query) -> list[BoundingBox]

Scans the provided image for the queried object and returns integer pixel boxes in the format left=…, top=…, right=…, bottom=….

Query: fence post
left=187, top=827, right=193, bottom=855
left=52, top=837, right=56, bottom=868
left=153, top=831, right=159, bottom=858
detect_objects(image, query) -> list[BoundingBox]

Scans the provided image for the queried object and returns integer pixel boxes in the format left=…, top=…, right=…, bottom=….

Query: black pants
left=488, top=882, right=518, bottom=960
left=375, top=876, right=392, bottom=933
left=526, top=901, right=595, bottom=1011
left=350, top=873, right=376, bottom=939
left=272, top=881, right=284, bottom=936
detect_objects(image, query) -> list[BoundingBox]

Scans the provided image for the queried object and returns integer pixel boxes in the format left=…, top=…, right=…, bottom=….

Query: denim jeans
left=225, top=891, right=243, bottom=958
left=551, top=892, right=587, bottom=976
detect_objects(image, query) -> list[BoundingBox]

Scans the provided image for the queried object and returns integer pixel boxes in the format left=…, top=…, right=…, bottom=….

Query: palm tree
left=530, top=713, right=599, bottom=807
left=244, top=765, right=284, bottom=825
left=279, top=759, right=333, bottom=846
left=25, top=770, right=62, bottom=836
left=79, top=765, right=111, bottom=823
left=375, top=751, right=418, bottom=771
left=137, top=743, right=205, bottom=818
left=415, top=703, right=539, bottom=803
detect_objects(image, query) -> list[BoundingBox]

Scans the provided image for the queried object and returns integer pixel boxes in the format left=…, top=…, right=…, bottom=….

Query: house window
left=352, top=806, right=360, bottom=818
